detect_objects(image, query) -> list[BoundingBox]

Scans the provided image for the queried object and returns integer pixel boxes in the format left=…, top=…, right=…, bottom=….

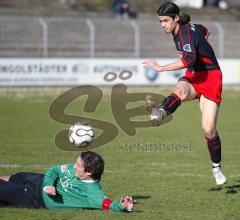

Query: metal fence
left=0, top=16, right=239, bottom=58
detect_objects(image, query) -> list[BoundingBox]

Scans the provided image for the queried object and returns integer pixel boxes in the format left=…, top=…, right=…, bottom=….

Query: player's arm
left=143, top=59, right=185, bottom=72
left=89, top=193, right=136, bottom=212
left=102, top=196, right=135, bottom=212
left=43, top=164, right=62, bottom=196
left=143, top=27, right=197, bottom=72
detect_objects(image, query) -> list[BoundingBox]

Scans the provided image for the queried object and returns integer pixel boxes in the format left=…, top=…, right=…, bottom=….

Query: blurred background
left=0, top=0, right=239, bottom=59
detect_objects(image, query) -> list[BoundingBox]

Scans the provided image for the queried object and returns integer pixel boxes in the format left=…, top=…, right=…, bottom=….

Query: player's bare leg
left=0, top=176, right=10, bottom=182
left=200, top=95, right=227, bottom=185
left=146, top=78, right=196, bottom=126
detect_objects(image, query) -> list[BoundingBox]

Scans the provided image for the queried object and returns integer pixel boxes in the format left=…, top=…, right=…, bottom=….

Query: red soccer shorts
left=181, top=69, right=222, bottom=105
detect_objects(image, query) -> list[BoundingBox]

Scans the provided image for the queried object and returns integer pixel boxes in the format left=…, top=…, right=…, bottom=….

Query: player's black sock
left=159, top=93, right=181, bottom=114
left=206, top=135, right=221, bottom=164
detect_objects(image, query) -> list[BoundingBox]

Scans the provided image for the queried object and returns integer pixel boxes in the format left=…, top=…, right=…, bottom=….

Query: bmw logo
left=145, top=67, right=158, bottom=81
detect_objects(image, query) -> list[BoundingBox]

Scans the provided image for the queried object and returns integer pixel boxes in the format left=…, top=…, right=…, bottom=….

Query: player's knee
left=203, top=125, right=217, bottom=139
left=175, top=87, right=188, bottom=101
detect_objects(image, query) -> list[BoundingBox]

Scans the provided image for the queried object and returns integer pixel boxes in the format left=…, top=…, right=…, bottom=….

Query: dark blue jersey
left=173, top=23, right=220, bottom=72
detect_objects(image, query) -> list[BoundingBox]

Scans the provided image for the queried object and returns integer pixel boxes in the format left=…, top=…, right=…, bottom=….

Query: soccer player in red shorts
left=143, top=1, right=226, bottom=185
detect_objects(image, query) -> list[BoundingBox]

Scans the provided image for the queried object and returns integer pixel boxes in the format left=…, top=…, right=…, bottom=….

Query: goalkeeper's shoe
left=145, top=95, right=167, bottom=127
left=212, top=166, right=227, bottom=186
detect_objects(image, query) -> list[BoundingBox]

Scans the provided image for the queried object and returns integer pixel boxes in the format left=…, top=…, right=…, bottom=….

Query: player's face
left=74, top=157, right=92, bottom=180
left=159, top=16, right=179, bottom=34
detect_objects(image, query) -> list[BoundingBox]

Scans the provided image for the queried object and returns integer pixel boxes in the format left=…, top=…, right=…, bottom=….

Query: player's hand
left=143, top=60, right=163, bottom=72
left=120, top=196, right=136, bottom=212
left=43, top=186, right=56, bottom=196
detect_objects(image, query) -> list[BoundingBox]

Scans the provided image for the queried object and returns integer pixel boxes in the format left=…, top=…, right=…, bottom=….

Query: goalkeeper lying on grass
left=0, top=151, right=135, bottom=212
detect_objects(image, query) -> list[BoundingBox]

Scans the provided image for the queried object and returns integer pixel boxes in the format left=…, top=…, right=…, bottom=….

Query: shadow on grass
left=209, top=186, right=223, bottom=192
left=209, top=180, right=240, bottom=195
left=132, top=195, right=151, bottom=202
left=130, top=195, right=151, bottom=213
left=225, top=183, right=240, bottom=195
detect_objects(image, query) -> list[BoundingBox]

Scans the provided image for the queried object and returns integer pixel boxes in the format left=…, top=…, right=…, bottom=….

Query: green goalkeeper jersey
left=42, top=163, right=125, bottom=211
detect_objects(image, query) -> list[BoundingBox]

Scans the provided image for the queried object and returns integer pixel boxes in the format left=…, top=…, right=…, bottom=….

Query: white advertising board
left=0, top=58, right=239, bottom=86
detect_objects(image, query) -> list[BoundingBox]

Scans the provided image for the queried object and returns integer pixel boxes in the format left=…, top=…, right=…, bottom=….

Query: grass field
left=0, top=87, right=239, bottom=220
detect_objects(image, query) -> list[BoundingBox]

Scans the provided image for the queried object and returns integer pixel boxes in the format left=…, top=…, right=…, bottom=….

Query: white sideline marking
left=149, top=171, right=206, bottom=178
left=0, top=163, right=51, bottom=168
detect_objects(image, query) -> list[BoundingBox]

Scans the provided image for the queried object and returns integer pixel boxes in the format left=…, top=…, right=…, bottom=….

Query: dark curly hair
left=80, top=151, right=104, bottom=181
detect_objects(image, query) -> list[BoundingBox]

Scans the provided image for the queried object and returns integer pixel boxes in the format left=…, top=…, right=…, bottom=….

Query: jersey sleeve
left=180, top=25, right=197, bottom=69
left=196, top=24, right=209, bottom=37
left=111, top=200, right=132, bottom=212
left=43, top=164, right=61, bottom=186
left=88, top=193, right=127, bottom=212
left=103, top=199, right=125, bottom=212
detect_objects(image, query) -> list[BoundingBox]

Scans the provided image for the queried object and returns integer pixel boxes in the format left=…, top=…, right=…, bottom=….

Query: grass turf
left=0, top=87, right=239, bottom=220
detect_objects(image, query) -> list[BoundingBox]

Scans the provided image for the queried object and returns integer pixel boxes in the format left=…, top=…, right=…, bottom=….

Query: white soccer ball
left=68, top=122, right=94, bottom=148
